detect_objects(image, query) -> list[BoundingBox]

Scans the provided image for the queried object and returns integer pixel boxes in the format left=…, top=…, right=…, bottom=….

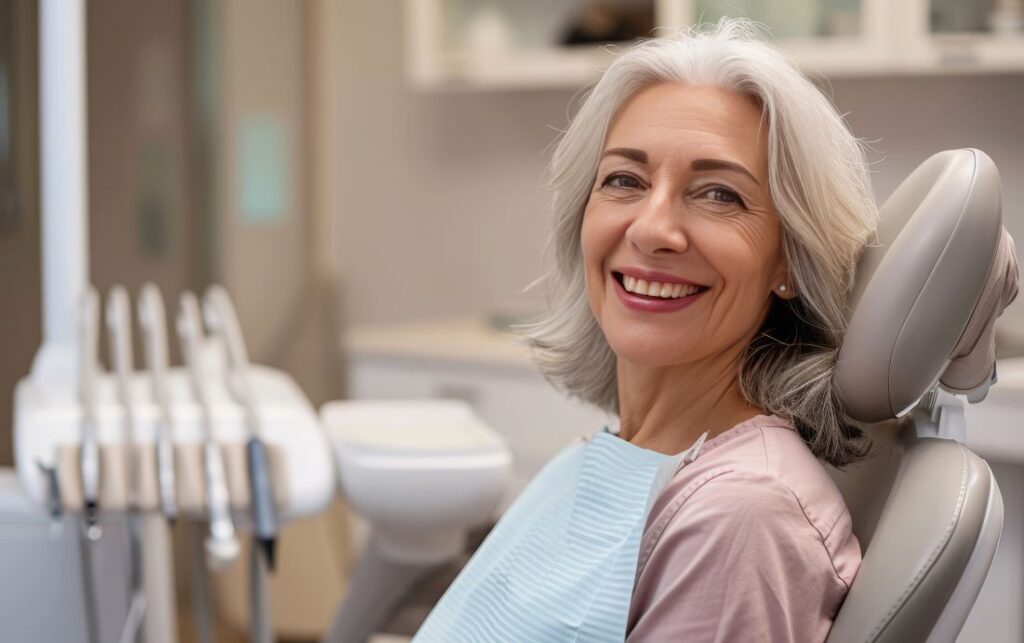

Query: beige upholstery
left=825, top=420, right=1002, bottom=642
left=836, top=150, right=1004, bottom=421
left=824, top=149, right=1010, bottom=642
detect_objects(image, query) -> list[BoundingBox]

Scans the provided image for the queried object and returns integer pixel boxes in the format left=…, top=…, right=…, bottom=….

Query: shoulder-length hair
left=522, top=18, right=878, bottom=467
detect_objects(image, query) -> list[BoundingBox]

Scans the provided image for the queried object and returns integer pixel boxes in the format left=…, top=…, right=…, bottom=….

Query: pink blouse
left=627, top=414, right=861, bottom=642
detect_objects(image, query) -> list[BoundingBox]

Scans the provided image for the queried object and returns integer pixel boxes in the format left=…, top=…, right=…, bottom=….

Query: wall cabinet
left=405, top=0, right=1024, bottom=90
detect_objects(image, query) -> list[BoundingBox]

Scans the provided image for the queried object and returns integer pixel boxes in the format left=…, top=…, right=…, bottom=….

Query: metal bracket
left=912, top=387, right=967, bottom=442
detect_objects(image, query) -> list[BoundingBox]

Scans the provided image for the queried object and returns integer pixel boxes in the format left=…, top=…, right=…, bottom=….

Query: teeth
left=621, top=274, right=703, bottom=299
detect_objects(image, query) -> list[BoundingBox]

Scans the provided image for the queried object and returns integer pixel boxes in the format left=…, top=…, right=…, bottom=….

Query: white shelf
left=435, top=46, right=620, bottom=91
left=908, top=33, right=1024, bottom=74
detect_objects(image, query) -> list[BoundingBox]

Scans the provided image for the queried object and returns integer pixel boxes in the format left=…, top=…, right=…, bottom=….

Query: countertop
left=342, top=317, right=534, bottom=369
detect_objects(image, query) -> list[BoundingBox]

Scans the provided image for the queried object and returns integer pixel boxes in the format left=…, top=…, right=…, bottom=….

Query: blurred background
left=1, top=0, right=1024, bottom=641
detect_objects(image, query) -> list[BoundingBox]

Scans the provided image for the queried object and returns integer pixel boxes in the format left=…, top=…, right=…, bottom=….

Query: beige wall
left=217, top=0, right=309, bottom=362
left=333, top=1, right=1024, bottom=334
left=334, top=1, right=572, bottom=326
left=87, top=0, right=197, bottom=366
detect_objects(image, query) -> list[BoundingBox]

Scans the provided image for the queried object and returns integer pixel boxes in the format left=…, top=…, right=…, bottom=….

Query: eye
left=601, top=173, right=643, bottom=191
left=700, top=186, right=746, bottom=208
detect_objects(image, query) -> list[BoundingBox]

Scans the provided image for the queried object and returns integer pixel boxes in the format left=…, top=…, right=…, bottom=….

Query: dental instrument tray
left=14, top=364, right=335, bottom=522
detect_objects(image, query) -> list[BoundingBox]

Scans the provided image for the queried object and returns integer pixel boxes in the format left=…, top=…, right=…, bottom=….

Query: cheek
left=580, top=207, right=615, bottom=286
left=701, top=219, right=782, bottom=325
left=707, top=213, right=781, bottom=279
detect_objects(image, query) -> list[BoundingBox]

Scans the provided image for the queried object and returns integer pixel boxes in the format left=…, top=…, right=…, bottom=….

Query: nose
left=624, top=188, right=690, bottom=256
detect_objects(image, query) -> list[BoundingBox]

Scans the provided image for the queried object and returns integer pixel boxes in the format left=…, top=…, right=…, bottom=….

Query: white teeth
left=621, top=274, right=703, bottom=299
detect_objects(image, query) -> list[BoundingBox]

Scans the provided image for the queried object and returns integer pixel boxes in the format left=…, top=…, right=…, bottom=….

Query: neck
left=616, top=344, right=764, bottom=455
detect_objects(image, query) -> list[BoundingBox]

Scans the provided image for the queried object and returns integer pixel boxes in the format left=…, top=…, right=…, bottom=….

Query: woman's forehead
left=604, top=83, right=768, bottom=172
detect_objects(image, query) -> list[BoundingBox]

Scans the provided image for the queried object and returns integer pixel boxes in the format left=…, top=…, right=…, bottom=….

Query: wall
left=0, top=0, right=39, bottom=466
left=217, top=0, right=309, bottom=362
left=87, top=0, right=197, bottom=366
left=333, top=0, right=1024, bottom=333
left=334, top=1, right=572, bottom=326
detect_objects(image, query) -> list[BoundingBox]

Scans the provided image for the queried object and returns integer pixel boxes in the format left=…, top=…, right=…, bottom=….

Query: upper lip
left=612, top=267, right=708, bottom=288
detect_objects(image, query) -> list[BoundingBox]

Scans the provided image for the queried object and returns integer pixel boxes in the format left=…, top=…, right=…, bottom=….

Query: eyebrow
left=600, top=147, right=760, bottom=185
left=602, top=147, right=648, bottom=163
left=691, top=158, right=760, bottom=185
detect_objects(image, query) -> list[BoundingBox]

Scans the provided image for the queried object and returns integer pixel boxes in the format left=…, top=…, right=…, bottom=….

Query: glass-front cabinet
left=404, top=0, right=1024, bottom=89
left=904, top=0, right=1024, bottom=72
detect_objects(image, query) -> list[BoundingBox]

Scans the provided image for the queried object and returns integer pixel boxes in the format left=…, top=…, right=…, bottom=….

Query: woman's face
left=581, top=82, right=789, bottom=369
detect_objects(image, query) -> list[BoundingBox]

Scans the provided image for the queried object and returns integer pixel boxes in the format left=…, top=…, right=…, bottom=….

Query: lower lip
left=613, top=276, right=707, bottom=313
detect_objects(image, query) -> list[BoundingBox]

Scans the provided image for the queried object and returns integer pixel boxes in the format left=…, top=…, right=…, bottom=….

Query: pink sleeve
left=626, top=471, right=850, bottom=643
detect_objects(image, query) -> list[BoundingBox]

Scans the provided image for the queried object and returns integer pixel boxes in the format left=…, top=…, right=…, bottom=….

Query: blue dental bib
left=413, top=429, right=705, bottom=642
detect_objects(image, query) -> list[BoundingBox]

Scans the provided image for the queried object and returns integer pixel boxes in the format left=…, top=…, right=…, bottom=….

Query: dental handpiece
left=107, top=287, right=141, bottom=508
left=79, top=287, right=102, bottom=540
left=202, top=285, right=279, bottom=570
left=177, top=292, right=240, bottom=569
left=107, top=287, right=148, bottom=642
left=138, top=284, right=178, bottom=523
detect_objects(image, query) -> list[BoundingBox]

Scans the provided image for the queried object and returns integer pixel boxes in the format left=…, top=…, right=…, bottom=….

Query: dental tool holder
left=15, top=354, right=335, bottom=522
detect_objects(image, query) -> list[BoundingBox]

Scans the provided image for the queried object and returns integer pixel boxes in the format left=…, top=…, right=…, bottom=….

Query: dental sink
left=320, top=400, right=512, bottom=642
left=321, top=399, right=512, bottom=563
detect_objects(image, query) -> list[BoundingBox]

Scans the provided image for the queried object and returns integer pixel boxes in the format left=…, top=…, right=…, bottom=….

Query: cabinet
left=404, top=0, right=1024, bottom=89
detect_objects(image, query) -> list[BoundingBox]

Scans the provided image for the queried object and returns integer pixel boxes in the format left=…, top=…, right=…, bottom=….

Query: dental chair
left=825, top=149, right=1014, bottom=642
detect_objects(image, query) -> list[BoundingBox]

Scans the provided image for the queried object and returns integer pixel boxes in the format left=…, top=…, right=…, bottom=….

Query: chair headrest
left=835, top=149, right=1018, bottom=422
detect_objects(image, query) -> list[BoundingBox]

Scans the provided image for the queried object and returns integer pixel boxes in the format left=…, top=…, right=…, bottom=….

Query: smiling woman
left=529, top=20, right=878, bottom=467
left=581, top=82, right=795, bottom=453
left=413, top=18, right=877, bottom=643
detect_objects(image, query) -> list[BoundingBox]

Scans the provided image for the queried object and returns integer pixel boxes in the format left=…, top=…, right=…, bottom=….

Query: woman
left=415, top=19, right=875, bottom=642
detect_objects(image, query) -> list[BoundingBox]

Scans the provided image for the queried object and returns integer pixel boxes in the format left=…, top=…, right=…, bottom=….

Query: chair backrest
left=825, top=421, right=1002, bottom=643
left=824, top=149, right=1009, bottom=643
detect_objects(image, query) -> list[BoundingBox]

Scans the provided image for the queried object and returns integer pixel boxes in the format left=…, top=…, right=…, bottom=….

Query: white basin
left=321, top=399, right=512, bottom=564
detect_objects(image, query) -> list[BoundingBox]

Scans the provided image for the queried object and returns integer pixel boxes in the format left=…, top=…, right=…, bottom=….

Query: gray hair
left=522, top=19, right=878, bottom=467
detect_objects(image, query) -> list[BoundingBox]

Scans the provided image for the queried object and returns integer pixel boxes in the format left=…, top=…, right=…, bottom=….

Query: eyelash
left=703, top=187, right=746, bottom=208
left=599, top=173, right=747, bottom=208
left=602, top=173, right=643, bottom=190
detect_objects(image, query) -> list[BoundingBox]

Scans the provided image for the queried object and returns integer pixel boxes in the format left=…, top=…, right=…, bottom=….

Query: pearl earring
left=779, top=284, right=787, bottom=293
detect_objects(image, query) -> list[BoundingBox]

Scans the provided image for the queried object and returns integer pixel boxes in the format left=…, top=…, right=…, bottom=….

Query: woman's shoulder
left=629, top=424, right=862, bottom=641
left=639, top=414, right=860, bottom=587
left=660, top=414, right=851, bottom=535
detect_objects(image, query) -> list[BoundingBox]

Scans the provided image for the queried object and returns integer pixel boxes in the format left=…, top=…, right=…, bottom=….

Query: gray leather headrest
left=836, top=149, right=1004, bottom=422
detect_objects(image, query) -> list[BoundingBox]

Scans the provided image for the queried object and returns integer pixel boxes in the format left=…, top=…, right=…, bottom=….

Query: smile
left=611, top=271, right=709, bottom=312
